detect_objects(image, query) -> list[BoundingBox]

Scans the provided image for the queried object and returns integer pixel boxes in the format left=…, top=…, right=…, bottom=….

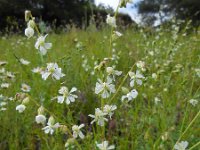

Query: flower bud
left=22, top=97, right=30, bottom=105
left=28, top=20, right=35, bottom=28
left=25, top=10, right=31, bottom=22
left=59, top=125, right=69, bottom=133
left=15, top=92, right=27, bottom=101
left=38, top=106, right=45, bottom=115
left=94, top=59, right=111, bottom=71
left=65, top=138, right=75, bottom=148
left=48, top=116, right=55, bottom=125
left=121, top=87, right=129, bottom=94
left=161, top=132, right=169, bottom=141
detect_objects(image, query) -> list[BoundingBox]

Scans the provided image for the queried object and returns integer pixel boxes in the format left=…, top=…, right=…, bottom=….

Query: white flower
left=42, top=116, right=60, bottom=135
left=96, top=141, right=115, bottom=150
left=25, top=27, right=34, bottom=38
left=57, top=86, right=78, bottom=104
left=121, top=89, right=138, bottom=102
left=174, top=141, right=188, bottom=150
left=21, top=83, right=31, bottom=92
left=136, top=61, right=146, bottom=72
left=195, top=68, right=200, bottom=77
left=1, top=83, right=10, bottom=89
left=149, top=51, right=154, bottom=56
left=154, top=97, right=161, bottom=104
left=72, top=124, right=85, bottom=139
left=129, top=70, right=145, bottom=87
left=103, top=105, right=117, bottom=119
left=0, top=68, right=5, bottom=73
left=0, top=102, right=7, bottom=107
left=152, top=73, right=157, bottom=80
left=95, top=79, right=116, bottom=99
left=35, top=34, right=52, bottom=55
left=41, top=63, right=65, bottom=80
left=19, top=58, right=30, bottom=65
left=1, top=108, right=7, bottom=111
left=113, top=31, right=123, bottom=37
left=88, top=108, right=108, bottom=126
left=8, top=97, right=14, bottom=101
left=106, top=14, right=117, bottom=28
left=106, top=67, right=122, bottom=81
left=112, top=31, right=123, bottom=40
left=0, top=94, right=4, bottom=99
left=6, top=71, right=15, bottom=79
left=0, top=102, right=7, bottom=111
left=35, top=114, right=46, bottom=125
left=32, top=67, right=44, bottom=74
left=0, top=61, right=8, bottom=66
left=16, top=104, right=26, bottom=113
left=189, top=99, right=198, bottom=107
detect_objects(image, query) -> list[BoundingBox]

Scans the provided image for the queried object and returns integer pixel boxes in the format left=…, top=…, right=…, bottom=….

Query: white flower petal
left=57, top=96, right=65, bottom=103
left=44, top=43, right=52, bottom=49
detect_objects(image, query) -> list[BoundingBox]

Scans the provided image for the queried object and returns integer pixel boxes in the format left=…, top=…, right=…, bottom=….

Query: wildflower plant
left=0, top=0, right=199, bottom=149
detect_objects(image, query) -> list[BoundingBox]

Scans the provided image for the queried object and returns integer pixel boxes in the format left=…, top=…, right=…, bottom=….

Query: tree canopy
left=0, top=0, right=134, bottom=33
left=0, top=0, right=96, bottom=31
left=136, top=0, right=200, bottom=26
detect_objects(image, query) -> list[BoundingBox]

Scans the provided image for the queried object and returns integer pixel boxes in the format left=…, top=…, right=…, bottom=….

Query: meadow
left=0, top=13, right=200, bottom=150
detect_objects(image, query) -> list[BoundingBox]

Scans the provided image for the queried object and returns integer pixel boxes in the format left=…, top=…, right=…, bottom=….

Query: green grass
left=0, top=26, right=200, bottom=150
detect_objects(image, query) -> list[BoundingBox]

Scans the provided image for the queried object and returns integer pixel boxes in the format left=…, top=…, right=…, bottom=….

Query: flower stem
left=29, top=98, right=82, bottom=149
left=173, top=109, right=200, bottom=150
left=109, top=64, right=135, bottom=103
left=108, top=1, right=121, bottom=57
left=30, top=14, right=41, bottom=36
left=189, top=141, right=200, bottom=150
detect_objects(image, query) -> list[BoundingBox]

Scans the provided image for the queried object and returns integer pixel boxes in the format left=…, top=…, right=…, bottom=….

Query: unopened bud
left=15, top=92, right=27, bottom=101
left=38, top=106, right=45, bottom=115
left=28, top=20, right=35, bottom=28
left=22, top=97, right=30, bottom=105
left=25, top=10, right=31, bottom=22
left=48, top=116, right=55, bottom=125
left=161, top=132, right=169, bottom=141
left=65, top=138, right=75, bottom=148
left=59, top=125, right=68, bottom=133
left=94, top=59, right=111, bottom=71
left=121, top=87, right=129, bottom=94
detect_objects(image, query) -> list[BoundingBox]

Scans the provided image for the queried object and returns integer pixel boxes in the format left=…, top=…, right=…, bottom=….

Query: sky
left=95, top=0, right=142, bottom=24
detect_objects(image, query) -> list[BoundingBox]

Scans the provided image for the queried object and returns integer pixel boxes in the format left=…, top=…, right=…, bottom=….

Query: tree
left=136, top=0, right=200, bottom=26
left=0, top=0, right=95, bottom=31
left=0, top=0, right=132, bottom=32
